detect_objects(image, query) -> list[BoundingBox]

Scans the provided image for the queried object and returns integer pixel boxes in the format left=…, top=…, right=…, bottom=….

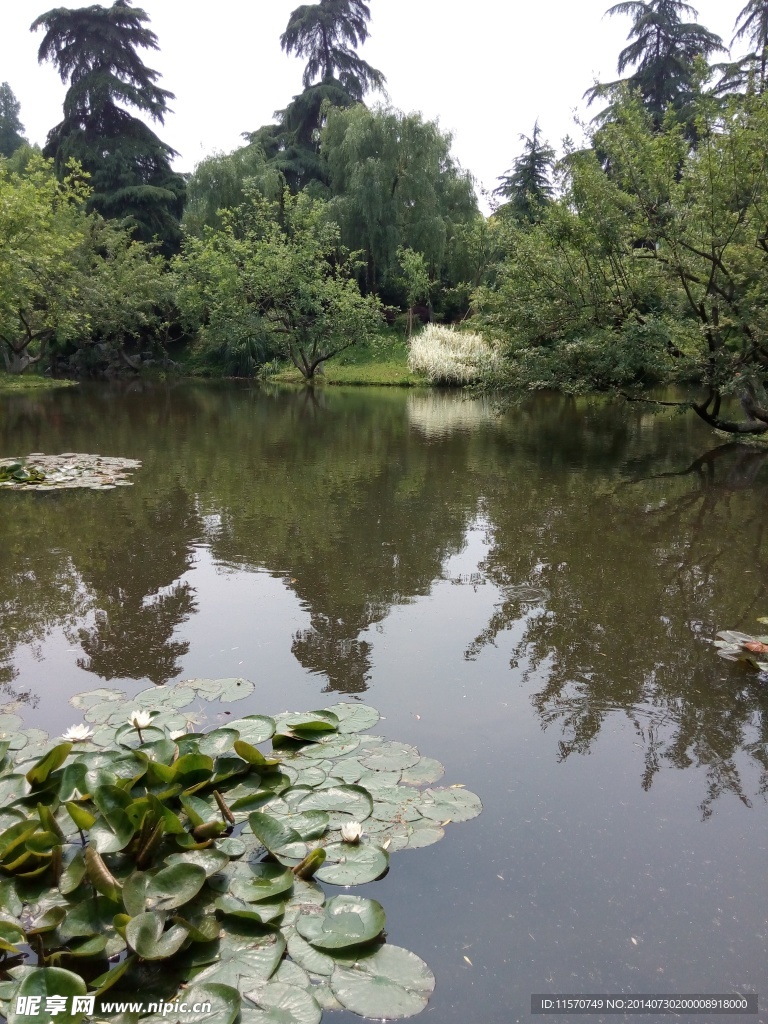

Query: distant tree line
left=5, top=0, right=768, bottom=426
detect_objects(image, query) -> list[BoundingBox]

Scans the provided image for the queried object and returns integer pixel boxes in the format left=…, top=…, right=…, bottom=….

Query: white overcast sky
left=0, top=0, right=749, bottom=204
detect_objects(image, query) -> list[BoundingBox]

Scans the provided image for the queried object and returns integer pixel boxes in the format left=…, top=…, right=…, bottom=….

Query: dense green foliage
left=0, top=156, right=169, bottom=376
left=478, top=89, right=768, bottom=432
left=175, top=189, right=382, bottom=378
left=33, top=0, right=185, bottom=252
left=0, top=83, right=26, bottom=158
left=586, top=0, right=725, bottom=128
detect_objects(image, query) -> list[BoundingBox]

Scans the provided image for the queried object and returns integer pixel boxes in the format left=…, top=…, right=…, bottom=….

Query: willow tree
left=322, top=106, right=478, bottom=295
left=587, top=0, right=724, bottom=127
left=32, top=0, right=185, bottom=252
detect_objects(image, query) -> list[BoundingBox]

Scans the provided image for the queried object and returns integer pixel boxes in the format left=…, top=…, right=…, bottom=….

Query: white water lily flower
left=128, top=709, right=153, bottom=729
left=62, top=724, right=93, bottom=743
left=340, top=821, right=363, bottom=844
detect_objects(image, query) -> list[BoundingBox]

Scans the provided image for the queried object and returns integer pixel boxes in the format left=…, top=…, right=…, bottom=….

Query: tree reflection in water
left=467, top=432, right=768, bottom=818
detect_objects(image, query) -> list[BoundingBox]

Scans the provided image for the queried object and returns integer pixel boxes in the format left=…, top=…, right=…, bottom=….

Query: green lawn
left=0, top=373, right=78, bottom=392
left=269, top=339, right=429, bottom=387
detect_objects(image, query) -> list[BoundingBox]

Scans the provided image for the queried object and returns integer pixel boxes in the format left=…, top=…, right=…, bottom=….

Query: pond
left=1, top=382, right=766, bottom=1023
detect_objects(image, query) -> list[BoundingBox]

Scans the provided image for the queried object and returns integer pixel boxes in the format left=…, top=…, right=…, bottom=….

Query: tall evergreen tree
left=280, top=0, right=385, bottom=102
left=0, top=83, right=27, bottom=158
left=493, top=122, right=555, bottom=225
left=32, top=0, right=185, bottom=252
left=246, top=1, right=386, bottom=195
left=716, top=1, right=768, bottom=94
left=586, top=1, right=724, bottom=126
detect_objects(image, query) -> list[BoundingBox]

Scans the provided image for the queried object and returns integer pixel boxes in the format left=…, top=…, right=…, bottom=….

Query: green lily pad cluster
left=714, top=619, right=768, bottom=673
left=0, top=462, right=46, bottom=485
left=0, top=679, right=481, bottom=1023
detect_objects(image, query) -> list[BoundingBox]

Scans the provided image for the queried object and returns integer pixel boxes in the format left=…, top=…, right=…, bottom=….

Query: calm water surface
left=1, top=382, right=767, bottom=1023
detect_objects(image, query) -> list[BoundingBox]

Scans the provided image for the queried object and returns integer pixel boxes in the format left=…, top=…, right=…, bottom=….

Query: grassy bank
left=269, top=338, right=429, bottom=387
left=0, top=373, right=78, bottom=393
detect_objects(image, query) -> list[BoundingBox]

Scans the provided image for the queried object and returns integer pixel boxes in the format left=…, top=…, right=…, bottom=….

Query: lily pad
left=296, top=895, right=386, bottom=950
left=331, top=944, right=436, bottom=1019
left=297, top=785, right=373, bottom=824
left=359, top=741, right=420, bottom=773
left=141, top=983, right=241, bottom=1024
left=186, top=678, right=254, bottom=702
left=145, top=863, right=207, bottom=911
left=400, top=757, right=445, bottom=786
left=323, top=703, right=380, bottom=734
left=125, top=912, right=189, bottom=959
left=228, top=717, right=276, bottom=745
left=418, top=787, right=483, bottom=823
left=231, top=863, right=295, bottom=903
left=241, top=982, right=321, bottom=1024
left=192, top=923, right=286, bottom=989
left=315, top=843, right=389, bottom=886
left=7, top=967, right=87, bottom=1024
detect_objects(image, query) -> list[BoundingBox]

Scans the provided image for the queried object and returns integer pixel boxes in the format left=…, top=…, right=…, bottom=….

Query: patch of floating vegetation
left=0, top=453, right=141, bottom=491
left=0, top=679, right=482, bottom=1022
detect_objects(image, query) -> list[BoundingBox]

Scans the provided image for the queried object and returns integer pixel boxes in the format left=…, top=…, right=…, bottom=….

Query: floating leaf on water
left=322, top=703, right=380, bottom=734
left=301, top=735, right=360, bottom=759
left=400, top=756, right=445, bottom=786
left=141, top=983, right=241, bottom=1024
left=193, top=922, right=286, bottom=990
left=296, top=895, right=386, bottom=950
left=359, top=741, right=421, bottom=772
left=417, top=786, right=483, bottom=823
left=330, top=944, right=436, bottom=1020
left=315, top=843, right=389, bottom=886
left=227, top=716, right=276, bottom=745
left=286, top=931, right=337, bottom=977
left=241, top=981, right=321, bottom=1024
left=231, top=863, right=295, bottom=903
left=6, top=967, right=87, bottom=1024
left=185, top=678, right=255, bottom=702
left=297, top=785, right=373, bottom=824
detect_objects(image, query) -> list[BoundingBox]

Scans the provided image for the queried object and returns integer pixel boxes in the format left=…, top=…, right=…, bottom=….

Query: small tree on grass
left=397, top=246, right=431, bottom=336
left=175, top=189, right=382, bottom=379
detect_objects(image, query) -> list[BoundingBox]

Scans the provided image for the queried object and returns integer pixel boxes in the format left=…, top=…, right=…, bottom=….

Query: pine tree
left=32, top=0, right=185, bottom=252
left=493, top=122, right=555, bottom=225
left=0, top=83, right=27, bottom=158
left=586, top=1, right=724, bottom=127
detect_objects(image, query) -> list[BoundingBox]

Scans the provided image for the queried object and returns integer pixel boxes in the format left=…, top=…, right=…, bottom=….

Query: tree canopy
left=175, top=189, right=383, bottom=379
left=280, top=0, right=385, bottom=102
left=322, top=105, right=479, bottom=296
left=586, top=0, right=725, bottom=126
left=32, top=0, right=185, bottom=252
left=0, top=83, right=27, bottom=158
left=493, top=121, right=555, bottom=224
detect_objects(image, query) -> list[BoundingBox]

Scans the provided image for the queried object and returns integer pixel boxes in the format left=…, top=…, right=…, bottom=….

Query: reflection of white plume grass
left=408, top=324, right=500, bottom=385
left=407, top=392, right=497, bottom=437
